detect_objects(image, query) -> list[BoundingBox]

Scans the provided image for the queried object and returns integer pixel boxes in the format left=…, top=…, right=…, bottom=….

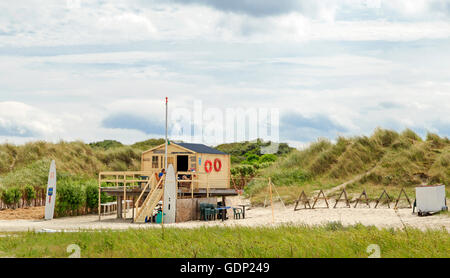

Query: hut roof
left=176, top=143, right=227, bottom=155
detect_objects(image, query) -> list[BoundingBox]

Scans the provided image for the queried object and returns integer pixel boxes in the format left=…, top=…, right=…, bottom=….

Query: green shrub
left=85, top=182, right=99, bottom=212
left=258, top=162, right=273, bottom=169
left=1, top=189, right=13, bottom=208
left=23, top=185, right=36, bottom=206
left=56, top=180, right=86, bottom=216
left=1, top=187, right=22, bottom=209
left=231, top=165, right=256, bottom=177
left=242, top=153, right=259, bottom=164
left=259, top=154, right=277, bottom=163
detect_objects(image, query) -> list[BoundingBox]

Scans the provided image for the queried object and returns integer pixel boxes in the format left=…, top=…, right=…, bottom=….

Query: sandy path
left=0, top=197, right=448, bottom=232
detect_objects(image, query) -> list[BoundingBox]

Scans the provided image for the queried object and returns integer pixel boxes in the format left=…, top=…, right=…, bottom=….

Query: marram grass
left=0, top=224, right=448, bottom=258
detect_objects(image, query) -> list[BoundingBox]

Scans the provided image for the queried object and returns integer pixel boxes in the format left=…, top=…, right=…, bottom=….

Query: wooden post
left=191, top=178, right=194, bottom=199
left=132, top=196, right=135, bottom=220
left=269, top=178, right=274, bottom=224
left=117, top=196, right=122, bottom=219
left=123, top=174, right=127, bottom=219
left=98, top=173, right=101, bottom=221
left=206, top=174, right=209, bottom=198
left=271, top=181, right=286, bottom=210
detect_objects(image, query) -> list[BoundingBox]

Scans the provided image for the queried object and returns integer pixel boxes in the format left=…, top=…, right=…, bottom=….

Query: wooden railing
left=98, top=171, right=156, bottom=186
left=134, top=175, right=166, bottom=222
left=177, top=172, right=219, bottom=198
left=134, top=174, right=156, bottom=210
left=98, top=171, right=156, bottom=220
left=176, top=171, right=199, bottom=198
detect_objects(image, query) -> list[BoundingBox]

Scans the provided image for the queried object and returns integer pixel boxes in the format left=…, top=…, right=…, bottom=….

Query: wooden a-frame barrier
left=294, top=191, right=311, bottom=210
left=394, top=188, right=412, bottom=209
left=334, top=189, right=350, bottom=208
left=312, top=190, right=329, bottom=209
left=375, top=189, right=392, bottom=208
left=354, top=189, right=370, bottom=208
left=291, top=186, right=414, bottom=211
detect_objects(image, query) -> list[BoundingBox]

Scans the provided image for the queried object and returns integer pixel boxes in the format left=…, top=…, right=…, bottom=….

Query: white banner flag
left=45, top=160, right=57, bottom=220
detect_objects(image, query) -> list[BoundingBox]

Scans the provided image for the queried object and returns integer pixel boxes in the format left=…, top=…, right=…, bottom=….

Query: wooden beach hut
left=98, top=142, right=236, bottom=223
left=141, top=142, right=231, bottom=190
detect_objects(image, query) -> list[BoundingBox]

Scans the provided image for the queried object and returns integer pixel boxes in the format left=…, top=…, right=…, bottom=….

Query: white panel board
left=416, top=185, right=446, bottom=213
left=163, top=164, right=177, bottom=223
left=45, top=160, right=57, bottom=220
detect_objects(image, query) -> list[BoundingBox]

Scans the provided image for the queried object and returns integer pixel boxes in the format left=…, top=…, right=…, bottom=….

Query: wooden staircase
left=134, top=175, right=165, bottom=223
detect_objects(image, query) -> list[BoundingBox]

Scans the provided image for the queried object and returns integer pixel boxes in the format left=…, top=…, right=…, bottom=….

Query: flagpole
left=165, top=97, right=168, bottom=170
left=162, top=97, right=168, bottom=240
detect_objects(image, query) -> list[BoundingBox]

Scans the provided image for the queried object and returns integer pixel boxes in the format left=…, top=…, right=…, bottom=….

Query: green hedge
left=1, top=176, right=112, bottom=217
left=24, top=185, right=36, bottom=206
left=85, top=182, right=100, bottom=212
left=55, top=178, right=112, bottom=217
left=1, top=187, right=22, bottom=209
left=55, top=179, right=86, bottom=216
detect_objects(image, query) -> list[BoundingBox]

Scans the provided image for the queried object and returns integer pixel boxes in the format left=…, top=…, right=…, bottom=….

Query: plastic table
left=216, top=206, right=231, bottom=221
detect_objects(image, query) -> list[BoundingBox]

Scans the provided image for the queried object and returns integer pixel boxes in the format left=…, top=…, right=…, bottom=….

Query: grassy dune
left=0, top=224, right=448, bottom=258
left=1, top=128, right=448, bottom=205
left=247, top=129, right=450, bottom=205
left=0, top=140, right=165, bottom=190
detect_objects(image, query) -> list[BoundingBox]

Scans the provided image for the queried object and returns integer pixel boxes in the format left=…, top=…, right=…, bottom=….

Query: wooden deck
left=100, top=186, right=238, bottom=220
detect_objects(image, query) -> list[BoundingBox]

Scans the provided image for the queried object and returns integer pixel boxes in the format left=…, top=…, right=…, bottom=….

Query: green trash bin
left=156, top=212, right=166, bottom=223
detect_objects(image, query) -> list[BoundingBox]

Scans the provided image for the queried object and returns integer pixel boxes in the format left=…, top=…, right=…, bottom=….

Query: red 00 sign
left=214, top=158, right=222, bottom=172
left=204, top=159, right=222, bottom=173
left=204, top=160, right=213, bottom=173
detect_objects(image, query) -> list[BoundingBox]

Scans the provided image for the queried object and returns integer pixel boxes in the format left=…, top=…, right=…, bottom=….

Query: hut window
left=152, top=156, right=159, bottom=168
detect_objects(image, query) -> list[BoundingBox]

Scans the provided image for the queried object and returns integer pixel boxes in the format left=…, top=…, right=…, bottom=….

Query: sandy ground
left=0, top=196, right=448, bottom=232
left=0, top=206, right=44, bottom=220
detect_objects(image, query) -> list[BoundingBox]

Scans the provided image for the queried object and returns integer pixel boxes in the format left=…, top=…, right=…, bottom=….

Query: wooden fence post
left=269, top=178, right=274, bottom=224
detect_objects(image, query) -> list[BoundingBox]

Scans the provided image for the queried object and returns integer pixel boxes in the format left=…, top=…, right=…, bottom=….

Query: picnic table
left=238, top=204, right=250, bottom=219
left=216, top=206, right=231, bottom=221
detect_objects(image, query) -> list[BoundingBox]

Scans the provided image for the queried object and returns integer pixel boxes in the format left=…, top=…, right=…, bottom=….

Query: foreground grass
left=0, top=224, right=448, bottom=258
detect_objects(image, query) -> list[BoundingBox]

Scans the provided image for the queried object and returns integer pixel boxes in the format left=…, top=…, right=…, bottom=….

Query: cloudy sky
left=1, top=0, right=449, bottom=148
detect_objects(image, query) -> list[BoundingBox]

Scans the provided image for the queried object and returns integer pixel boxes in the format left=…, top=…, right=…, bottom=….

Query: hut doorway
left=177, top=155, right=189, bottom=172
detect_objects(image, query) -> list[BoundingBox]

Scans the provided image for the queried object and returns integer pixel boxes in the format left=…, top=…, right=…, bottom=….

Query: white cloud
left=0, top=1, right=449, bottom=146
left=1, top=1, right=450, bottom=48
left=0, top=102, right=63, bottom=138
